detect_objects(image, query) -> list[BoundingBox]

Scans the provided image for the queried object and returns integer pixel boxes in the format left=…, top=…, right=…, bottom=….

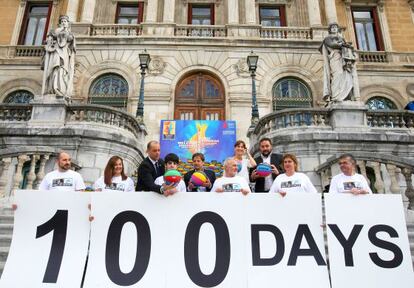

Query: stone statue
left=320, top=23, right=359, bottom=104
left=41, top=15, right=76, bottom=100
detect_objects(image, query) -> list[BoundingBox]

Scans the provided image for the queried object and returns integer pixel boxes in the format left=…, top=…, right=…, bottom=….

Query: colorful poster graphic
left=160, top=120, right=236, bottom=176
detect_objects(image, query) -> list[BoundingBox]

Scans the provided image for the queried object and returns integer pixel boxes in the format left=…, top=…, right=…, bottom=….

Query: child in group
left=154, top=153, right=187, bottom=195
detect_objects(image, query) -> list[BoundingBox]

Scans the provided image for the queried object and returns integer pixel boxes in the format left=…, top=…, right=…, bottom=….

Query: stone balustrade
left=0, top=153, right=51, bottom=198
left=367, top=110, right=414, bottom=128
left=0, top=104, right=33, bottom=121
left=358, top=51, right=389, bottom=63
left=174, top=25, right=227, bottom=37
left=260, top=27, right=313, bottom=39
left=316, top=155, right=414, bottom=210
left=90, top=24, right=143, bottom=36
left=15, top=46, right=44, bottom=57
left=66, top=104, right=144, bottom=139
left=252, top=108, right=331, bottom=136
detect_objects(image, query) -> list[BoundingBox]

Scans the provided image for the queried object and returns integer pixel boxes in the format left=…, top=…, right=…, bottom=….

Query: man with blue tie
left=136, top=140, right=174, bottom=194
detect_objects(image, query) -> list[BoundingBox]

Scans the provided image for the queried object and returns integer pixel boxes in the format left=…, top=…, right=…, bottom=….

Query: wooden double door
left=174, top=72, right=225, bottom=120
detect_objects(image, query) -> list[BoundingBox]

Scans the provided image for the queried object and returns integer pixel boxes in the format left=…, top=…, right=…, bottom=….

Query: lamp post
left=136, top=49, right=151, bottom=123
left=247, top=51, right=259, bottom=128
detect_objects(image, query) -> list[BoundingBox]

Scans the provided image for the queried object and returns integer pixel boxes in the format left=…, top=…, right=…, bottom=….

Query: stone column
left=376, top=5, right=393, bottom=51
left=13, top=155, right=29, bottom=193
left=0, top=158, right=12, bottom=198
left=372, top=162, right=385, bottom=193
left=80, top=0, right=96, bottom=22
left=307, top=0, right=322, bottom=27
left=26, top=155, right=39, bottom=190
left=386, top=164, right=400, bottom=194
left=228, top=0, right=239, bottom=24
left=357, top=160, right=370, bottom=184
left=324, top=0, right=338, bottom=24
left=402, top=168, right=414, bottom=210
left=245, top=0, right=256, bottom=24
left=146, top=0, right=158, bottom=22
left=35, top=154, right=50, bottom=189
left=11, top=1, right=27, bottom=45
left=163, top=0, right=175, bottom=23
left=66, top=0, right=80, bottom=22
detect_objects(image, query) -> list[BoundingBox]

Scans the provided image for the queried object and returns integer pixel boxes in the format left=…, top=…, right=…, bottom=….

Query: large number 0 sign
left=1, top=192, right=413, bottom=288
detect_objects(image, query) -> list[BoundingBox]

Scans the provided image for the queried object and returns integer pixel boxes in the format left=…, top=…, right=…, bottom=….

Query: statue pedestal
left=29, top=95, right=67, bottom=127
left=330, top=101, right=367, bottom=130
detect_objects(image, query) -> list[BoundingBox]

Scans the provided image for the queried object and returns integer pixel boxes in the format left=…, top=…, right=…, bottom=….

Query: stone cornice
left=343, top=0, right=385, bottom=11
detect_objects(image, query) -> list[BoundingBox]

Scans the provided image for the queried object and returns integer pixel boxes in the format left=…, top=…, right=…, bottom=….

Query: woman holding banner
left=233, top=140, right=256, bottom=184
left=94, top=156, right=135, bottom=192
left=269, top=154, right=317, bottom=195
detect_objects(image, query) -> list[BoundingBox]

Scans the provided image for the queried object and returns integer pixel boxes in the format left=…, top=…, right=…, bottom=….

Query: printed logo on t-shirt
left=52, top=178, right=74, bottom=187
left=105, top=183, right=126, bottom=192
left=281, top=180, right=301, bottom=188
left=343, top=181, right=362, bottom=190
left=222, top=183, right=241, bottom=192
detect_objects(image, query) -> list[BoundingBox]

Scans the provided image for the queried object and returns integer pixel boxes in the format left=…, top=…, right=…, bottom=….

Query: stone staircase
left=0, top=211, right=413, bottom=278
left=0, top=207, right=13, bottom=278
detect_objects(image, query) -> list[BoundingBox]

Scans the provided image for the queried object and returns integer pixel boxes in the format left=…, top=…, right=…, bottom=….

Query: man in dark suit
left=136, top=140, right=174, bottom=194
left=184, top=153, right=216, bottom=192
left=249, top=138, right=283, bottom=193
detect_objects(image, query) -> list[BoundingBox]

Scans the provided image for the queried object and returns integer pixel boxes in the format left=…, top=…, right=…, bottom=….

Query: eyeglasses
left=338, top=161, right=349, bottom=165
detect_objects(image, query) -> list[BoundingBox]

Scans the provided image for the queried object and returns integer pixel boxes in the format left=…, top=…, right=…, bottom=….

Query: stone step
left=0, top=247, right=9, bottom=263
left=0, top=224, right=13, bottom=234
left=0, top=215, right=14, bottom=224
left=0, top=234, right=12, bottom=247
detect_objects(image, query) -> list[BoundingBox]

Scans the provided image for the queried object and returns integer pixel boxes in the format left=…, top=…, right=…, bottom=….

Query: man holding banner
left=211, top=158, right=251, bottom=194
left=136, top=141, right=175, bottom=194
left=38, top=151, right=85, bottom=192
left=329, top=153, right=372, bottom=195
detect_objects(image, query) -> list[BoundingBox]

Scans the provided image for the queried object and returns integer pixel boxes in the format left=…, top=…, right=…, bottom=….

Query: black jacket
left=136, top=157, right=165, bottom=193
left=249, top=153, right=283, bottom=192
left=184, top=169, right=216, bottom=192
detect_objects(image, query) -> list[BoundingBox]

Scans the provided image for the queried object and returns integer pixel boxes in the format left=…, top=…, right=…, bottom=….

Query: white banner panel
left=325, top=194, right=414, bottom=288
left=83, top=192, right=168, bottom=288
left=246, top=193, right=330, bottom=288
left=0, top=190, right=90, bottom=288
left=164, top=193, right=246, bottom=288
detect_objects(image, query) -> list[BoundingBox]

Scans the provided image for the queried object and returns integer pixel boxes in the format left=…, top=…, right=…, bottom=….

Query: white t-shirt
left=269, top=172, right=317, bottom=194
left=329, top=173, right=372, bottom=194
left=154, top=176, right=187, bottom=192
left=39, top=169, right=86, bottom=192
left=94, top=176, right=135, bottom=192
left=235, top=158, right=253, bottom=184
left=211, top=175, right=251, bottom=193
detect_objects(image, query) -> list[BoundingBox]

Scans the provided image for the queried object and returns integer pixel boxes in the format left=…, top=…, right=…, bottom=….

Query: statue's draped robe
left=320, top=36, right=353, bottom=103
left=42, top=28, right=76, bottom=98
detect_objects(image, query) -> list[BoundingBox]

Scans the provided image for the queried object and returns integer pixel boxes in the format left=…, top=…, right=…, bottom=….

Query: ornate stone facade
left=0, top=0, right=412, bottom=209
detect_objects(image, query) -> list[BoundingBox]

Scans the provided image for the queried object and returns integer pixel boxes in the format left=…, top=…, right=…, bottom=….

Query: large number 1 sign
left=0, top=191, right=90, bottom=287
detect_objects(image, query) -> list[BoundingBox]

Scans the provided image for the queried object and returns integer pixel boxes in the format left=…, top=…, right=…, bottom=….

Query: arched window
left=366, top=97, right=397, bottom=110
left=4, top=90, right=34, bottom=103
left=272, top=78, right=312, bottom=111
left=88, top=73, right=129, bottom=109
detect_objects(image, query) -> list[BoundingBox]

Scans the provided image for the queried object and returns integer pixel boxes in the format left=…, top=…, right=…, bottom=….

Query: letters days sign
left=325, top=194, right=414, bottom=288
left=0, top=190, right=90, bottom=288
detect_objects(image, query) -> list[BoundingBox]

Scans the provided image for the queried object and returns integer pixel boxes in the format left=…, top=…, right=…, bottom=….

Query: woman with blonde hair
left=94, top=156, right=135, bottom=192
left=269, top=153, right=317, bottom=195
